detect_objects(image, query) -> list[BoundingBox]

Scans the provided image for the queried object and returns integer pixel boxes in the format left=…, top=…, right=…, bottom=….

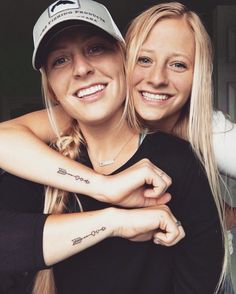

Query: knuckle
left=157, top=180, right=167, bottom=191
left=166, top=176, right=172, bottom=186
left=159, top=204, right=170, bottom=213
left=141, top=158, right=150, bottom=165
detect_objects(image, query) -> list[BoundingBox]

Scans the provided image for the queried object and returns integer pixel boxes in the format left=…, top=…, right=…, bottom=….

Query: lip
left=73, top=83, right=107, bottom=102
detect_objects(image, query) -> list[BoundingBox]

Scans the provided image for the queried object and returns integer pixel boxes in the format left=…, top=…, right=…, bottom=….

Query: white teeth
left=77, top=84, right=105, bottom=98
left=142, top=92, right=169, bottom=101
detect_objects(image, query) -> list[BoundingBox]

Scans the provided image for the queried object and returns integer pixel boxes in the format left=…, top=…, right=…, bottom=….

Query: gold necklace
left=98, top=133, right=136, bottom=167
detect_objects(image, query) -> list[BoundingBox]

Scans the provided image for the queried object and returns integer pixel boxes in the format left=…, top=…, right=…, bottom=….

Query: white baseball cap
left=32, top=0, right=124, bottom=70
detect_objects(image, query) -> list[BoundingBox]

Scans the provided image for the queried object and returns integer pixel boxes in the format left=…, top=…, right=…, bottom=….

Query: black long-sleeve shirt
left=0, top=132, right=224, bottom=293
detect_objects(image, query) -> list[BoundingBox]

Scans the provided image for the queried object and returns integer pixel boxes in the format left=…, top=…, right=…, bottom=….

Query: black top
left=0, top=132, right=223, bottom=293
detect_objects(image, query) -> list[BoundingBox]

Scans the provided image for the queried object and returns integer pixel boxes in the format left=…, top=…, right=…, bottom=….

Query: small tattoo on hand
left=72, top=227, right=106, bottom=245
left=57, top=168, right=90, bottom=184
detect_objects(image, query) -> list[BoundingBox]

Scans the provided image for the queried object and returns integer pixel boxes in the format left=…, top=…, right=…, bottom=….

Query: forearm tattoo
left=57, top=168, right=90, bottom=184
left=72, top=227, right=106, bottom=246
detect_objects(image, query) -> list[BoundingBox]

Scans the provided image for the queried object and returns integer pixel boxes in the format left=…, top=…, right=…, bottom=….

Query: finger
left=148, top=162, right=172, bottom=187
left=153, top=221, right=185, bottom=246
left=154, top=229, right=179, bottom=246
left=143, top=179, right=168, bottom=198
left=142, top=193, right=172, bottom=207
left=153, top=193, right=172, bottom=205
left=153, top=223, right=185, bottom=246
left=154, top=168, right=172, bottom=187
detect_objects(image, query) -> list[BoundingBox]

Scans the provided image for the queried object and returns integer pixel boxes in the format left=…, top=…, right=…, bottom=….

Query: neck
left=78, top=111, right=139, bottom=174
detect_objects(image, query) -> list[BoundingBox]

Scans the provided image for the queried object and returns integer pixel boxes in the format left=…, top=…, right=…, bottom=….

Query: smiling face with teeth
left=131, top=17, right=195, bottom=131
left=45, top=25, right=126, bottom=127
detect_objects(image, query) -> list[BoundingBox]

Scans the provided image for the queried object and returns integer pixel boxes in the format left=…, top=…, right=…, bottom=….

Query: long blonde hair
left=33, top=40, right=126, bottom=293
left=125, top=2, right=228, bottom=292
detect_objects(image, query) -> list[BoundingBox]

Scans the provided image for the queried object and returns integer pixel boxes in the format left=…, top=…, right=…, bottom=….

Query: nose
left=73, top=53, right=94, bottom=78
left=147, top=64, right=168, bottom=87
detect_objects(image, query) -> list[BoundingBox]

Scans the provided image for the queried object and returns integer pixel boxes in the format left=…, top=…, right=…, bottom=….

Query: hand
left=112, top=205, right=185, bottom=247
left=99, top=159, right=172, bottom=208
left=114, top=190, right=172, bottom=208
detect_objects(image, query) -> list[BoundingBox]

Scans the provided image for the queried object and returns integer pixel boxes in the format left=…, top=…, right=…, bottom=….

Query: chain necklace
left=97, top=133, right=136, bottom=167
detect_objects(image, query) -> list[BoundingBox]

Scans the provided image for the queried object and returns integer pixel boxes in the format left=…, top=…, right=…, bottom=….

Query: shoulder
left=212, top=110, right=234, bottom=132
left=212, top=111, right=236, bottom=178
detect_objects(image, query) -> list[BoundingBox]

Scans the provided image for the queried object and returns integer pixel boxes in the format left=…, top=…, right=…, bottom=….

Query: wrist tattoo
left=72, top=227, right=106, bottom=246
left=57, top=168, right=90, bottom=184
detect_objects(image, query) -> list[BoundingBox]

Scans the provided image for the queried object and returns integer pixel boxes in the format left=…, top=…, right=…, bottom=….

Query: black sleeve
left=173, top=156, right=224, bottom=293
left=0, top=172, right=49, bottom=273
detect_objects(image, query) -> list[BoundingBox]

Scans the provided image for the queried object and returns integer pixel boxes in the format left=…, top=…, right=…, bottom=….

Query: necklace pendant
left=99, top=159, right=115, bottom=167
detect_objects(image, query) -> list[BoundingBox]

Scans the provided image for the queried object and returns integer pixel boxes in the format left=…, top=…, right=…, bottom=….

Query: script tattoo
left=72, top=227, right=106, bottom=246
left=57, top=168, right=90, bottom=184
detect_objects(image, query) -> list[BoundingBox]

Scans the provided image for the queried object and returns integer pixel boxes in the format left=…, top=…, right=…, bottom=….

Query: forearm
left=0, top=126, right=174, bottom=207
left=43, top=205, right=183, bottom=266
left=0, top=126, right=105, bottom=200
left=43, top=208, right=114, bottom=266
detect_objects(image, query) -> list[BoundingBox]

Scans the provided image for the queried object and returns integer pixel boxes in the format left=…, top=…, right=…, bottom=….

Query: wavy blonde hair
left=125, top=2, right=228, bottom=292
left=33, top=38, right=126, bottom=293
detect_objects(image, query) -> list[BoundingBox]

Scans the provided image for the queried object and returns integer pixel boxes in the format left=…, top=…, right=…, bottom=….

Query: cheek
left=48, top=74, right=67, bottom=100
left=175, top=74, right=193, bottom=101
left=132, top=67, right=146, bottom=86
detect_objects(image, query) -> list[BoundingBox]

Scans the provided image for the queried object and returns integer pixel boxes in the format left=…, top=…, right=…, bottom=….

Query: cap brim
left=33, top=19, right=124, bottom=70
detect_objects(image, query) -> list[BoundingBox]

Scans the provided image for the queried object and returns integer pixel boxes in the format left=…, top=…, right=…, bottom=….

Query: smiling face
left=132, top=17, right=195, bottom=131
left=45, top=25, right=126, bottom=127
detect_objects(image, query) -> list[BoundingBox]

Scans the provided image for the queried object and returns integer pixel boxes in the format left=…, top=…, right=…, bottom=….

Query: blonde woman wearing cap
left=0, top=1, right=185, bottom=294
left=0, top=0, right=226, bottom=293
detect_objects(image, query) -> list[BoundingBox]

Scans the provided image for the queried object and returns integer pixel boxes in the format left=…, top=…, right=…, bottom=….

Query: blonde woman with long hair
left=0, top=1, right=184, bottom=293
left=0, top=1, right=231, bottom=293
left=125, top=1, right=235, bottom=291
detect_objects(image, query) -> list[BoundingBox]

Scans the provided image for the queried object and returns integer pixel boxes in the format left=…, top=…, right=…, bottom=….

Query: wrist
left=91, top=173, right=112, bottom=203
left=103, top=207, right=125, bottom=237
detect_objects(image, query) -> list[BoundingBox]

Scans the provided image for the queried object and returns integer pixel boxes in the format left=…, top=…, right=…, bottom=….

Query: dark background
left=0, top=0, right=235, bottom=120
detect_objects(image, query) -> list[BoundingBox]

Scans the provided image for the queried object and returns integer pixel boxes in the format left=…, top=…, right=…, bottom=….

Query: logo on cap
left=49, top=0, right=80, bottom=17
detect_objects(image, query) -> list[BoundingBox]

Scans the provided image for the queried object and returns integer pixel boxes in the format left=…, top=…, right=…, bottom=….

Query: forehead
left=142, top=17, right=195, bottom=57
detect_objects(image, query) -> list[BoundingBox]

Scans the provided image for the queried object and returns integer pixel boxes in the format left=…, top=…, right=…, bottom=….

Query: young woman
left=0, top=1, right=184, bottom=293
left=0, top=1, right=227, bottom=293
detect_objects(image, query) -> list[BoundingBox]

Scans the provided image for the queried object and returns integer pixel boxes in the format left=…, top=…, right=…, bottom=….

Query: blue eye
left=138, top=56, right=151, bottom=63
left=137, top=56, right=152, bottom=65
left=171, top=62, right=187, bottom=71
left=53, top=56, right=68, bottom=67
